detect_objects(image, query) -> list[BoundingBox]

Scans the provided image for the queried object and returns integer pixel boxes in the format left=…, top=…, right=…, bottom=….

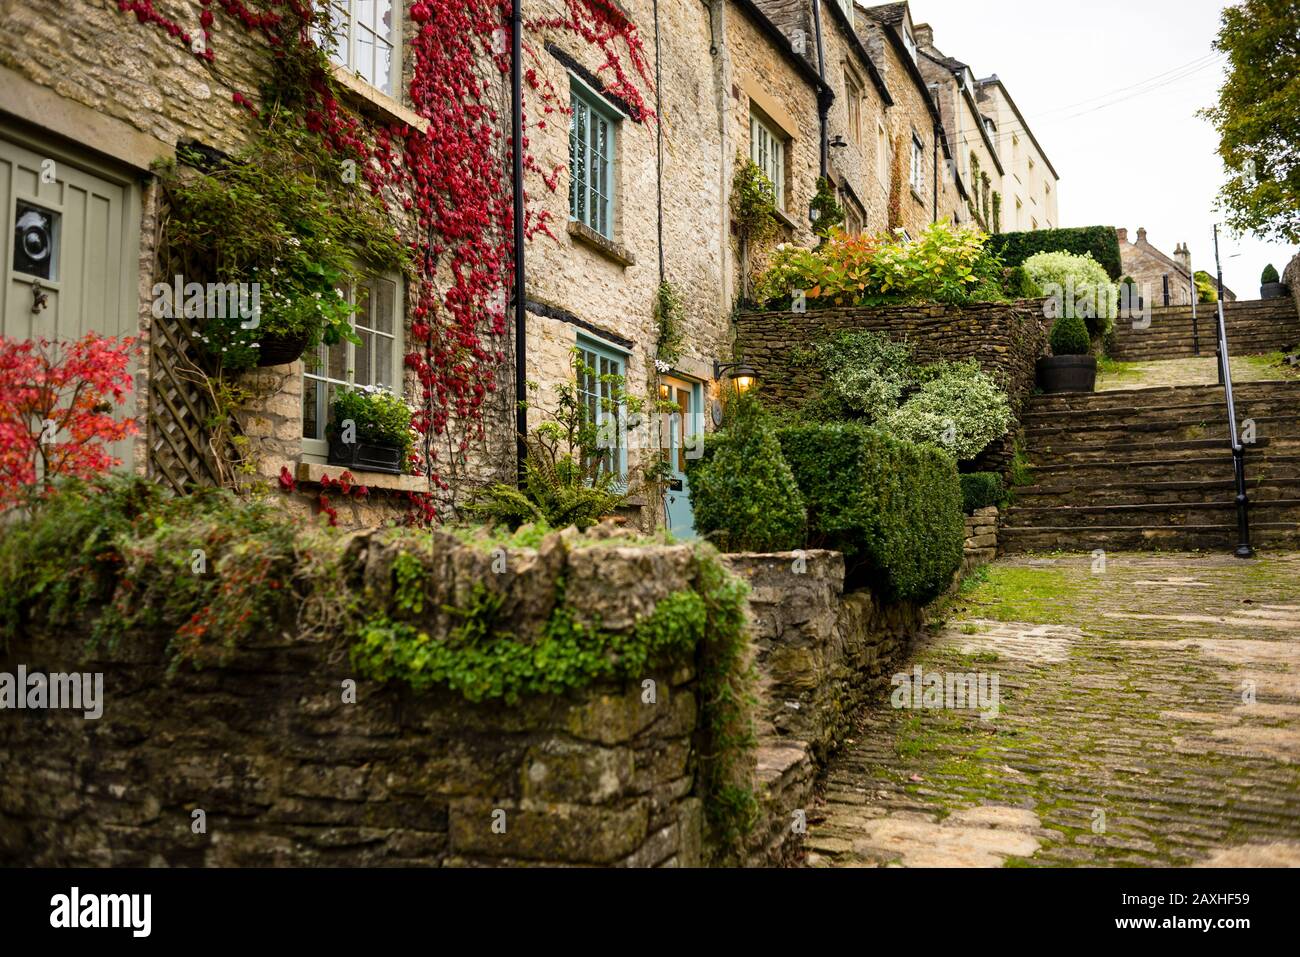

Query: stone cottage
left=1116, top=226, right=1237, bottom=306
left=0, top=0, right=1061, bottom=533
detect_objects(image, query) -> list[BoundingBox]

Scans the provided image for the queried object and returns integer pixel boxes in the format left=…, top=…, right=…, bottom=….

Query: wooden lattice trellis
left=146, top=201, right=225, bottom=493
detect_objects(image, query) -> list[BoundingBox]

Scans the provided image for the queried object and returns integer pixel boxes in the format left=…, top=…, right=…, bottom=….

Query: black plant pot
left=1261, top=282, right=1288, bottom=300
left=327, top=437, right=405, bottom=475
left=1037, top=355, right=1097, bottom=393
left=255, top=331, right=311, bottom=367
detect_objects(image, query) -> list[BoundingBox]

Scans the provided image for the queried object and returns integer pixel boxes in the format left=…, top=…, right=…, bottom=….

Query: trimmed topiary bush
left=1050, top=311, right=1091, bottom=356
left=960, top=472, right=1006, bottom=513
left=1262, top=263, right=1280, bottom=284
left=987, top=225, right=1123, bottom=280
left=686, top=395, right=807, bottom=552
left=776, top=423, right=964, bottom=602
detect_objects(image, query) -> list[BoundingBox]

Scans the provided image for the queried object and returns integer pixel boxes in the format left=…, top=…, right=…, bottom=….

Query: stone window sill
left=296, top=461, right=428, bottom=493
left=568, top=220, right=636, bottom=267
left=329, top=64, right=429, bottom=134
left=773, top=206, right=799, bottom=231
left=911, top=187, right=926, bottom=206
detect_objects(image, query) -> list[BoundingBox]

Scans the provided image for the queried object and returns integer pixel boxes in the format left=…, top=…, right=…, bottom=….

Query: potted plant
left=1261, top=264, right=1287, bottom=300
left=326, top=386, right=414, bottom=475
left=1037, top=311, right=1096, bottom=393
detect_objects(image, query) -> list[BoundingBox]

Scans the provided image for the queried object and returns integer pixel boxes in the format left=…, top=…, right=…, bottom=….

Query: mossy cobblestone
left=806, top=553, right=1300, bottom=867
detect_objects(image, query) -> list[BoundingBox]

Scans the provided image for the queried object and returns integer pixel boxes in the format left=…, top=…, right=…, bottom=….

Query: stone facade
left=0, top=0, right=514, bottom=524
left=976, top=77, right=1059, bottom=231
left=1285, top=252, right=1300, bottom=333
left=1115, top=226, right=1216, bottom=308
left=855, top=2, right=953, bottom=237
left=734, top=299, right=1050, bottom=471
left=914, top=24, right=1002, bottom=232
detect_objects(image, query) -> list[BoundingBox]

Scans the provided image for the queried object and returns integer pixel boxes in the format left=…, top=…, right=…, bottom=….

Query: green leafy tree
left=1201, top=0, right=1300, bottom=243
left=687, top=393, right=806, bottom=552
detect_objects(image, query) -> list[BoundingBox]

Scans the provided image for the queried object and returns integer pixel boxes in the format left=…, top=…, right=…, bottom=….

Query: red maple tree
left=0, top=334, right=139, bottom=509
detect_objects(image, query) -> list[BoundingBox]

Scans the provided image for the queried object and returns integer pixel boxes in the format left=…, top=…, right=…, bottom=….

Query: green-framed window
left=569, top=80, right=618, bottom=239
left=576, top=335, right=628, bottom=483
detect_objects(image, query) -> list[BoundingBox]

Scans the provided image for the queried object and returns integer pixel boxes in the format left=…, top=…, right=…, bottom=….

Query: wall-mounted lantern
left=714, top=360, right=758, bottom=394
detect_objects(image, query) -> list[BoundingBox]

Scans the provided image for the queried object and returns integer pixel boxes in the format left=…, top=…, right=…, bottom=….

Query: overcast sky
left=909, top=0, right=1293, bottom=297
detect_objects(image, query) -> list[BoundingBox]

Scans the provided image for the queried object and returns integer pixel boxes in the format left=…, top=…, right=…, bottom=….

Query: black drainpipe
left=511, top=0, right=527, bottom=482
left=811, top=0, right=829, bottom=178
left=654, top=0, right=665, bottom=284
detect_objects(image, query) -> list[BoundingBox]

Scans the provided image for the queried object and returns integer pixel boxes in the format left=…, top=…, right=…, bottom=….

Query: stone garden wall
left=963, top=506, right=1000, bottom=572
left=0, top=529, right=947, bottom=868
left=734, top=300, right=1050, bottom=474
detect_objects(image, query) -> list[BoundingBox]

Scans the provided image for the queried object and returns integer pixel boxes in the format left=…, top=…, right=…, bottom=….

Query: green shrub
left=960, top=472, right=1006, bottom=513
left=1004, top=265, right=1042, bottom=299
left=755, top=221, right=1006, bottom=309
left=808, top=330, right=915, bottom=423
left=1262, top=263, right=1280, bottom=284
left=884, top=360, right=1012, bottom=462
left=1194, top=270, right=1219, bottom=304
left=776, top=423, right=964, bottom=602
left=686, top=395, right=807, bottom=552
left=987, top=225, right=1123, bottom=280
left=1050, top=311, right=1091, bottom=356
left=330, top=387, right=414, bottom=454
left=1023, top=249, right=1118, bottom=338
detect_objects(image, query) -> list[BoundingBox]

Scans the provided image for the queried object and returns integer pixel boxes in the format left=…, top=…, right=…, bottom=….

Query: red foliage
left=0, top=335, right=139, bottom=510
left=114, top=0, right=653, bottom=524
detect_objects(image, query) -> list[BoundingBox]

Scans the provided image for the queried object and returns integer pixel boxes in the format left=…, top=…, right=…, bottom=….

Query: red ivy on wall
left=116, top=0, right=653, bottom=520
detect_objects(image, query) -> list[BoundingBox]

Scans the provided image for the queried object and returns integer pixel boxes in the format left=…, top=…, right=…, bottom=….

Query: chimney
left=914, top=23, right=934, bottom=47
left=1175, top=242, right=1192, bottom=276
left=1116, top=227, right=1128, bottom=243
left=1137, top=227, right=1148, bottom=243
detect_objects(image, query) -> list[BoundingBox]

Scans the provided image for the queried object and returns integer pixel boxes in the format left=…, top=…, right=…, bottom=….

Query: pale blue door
left=662, top=377, right=701, bottom=538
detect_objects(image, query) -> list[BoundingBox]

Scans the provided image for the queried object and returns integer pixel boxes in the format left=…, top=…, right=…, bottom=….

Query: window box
left=326, top=435, right=405, bottom=475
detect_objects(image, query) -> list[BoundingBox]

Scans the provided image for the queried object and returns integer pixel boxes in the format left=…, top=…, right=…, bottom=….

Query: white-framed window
left=576, top=336, right=629, bottom=483
left=902, top=19, right=917, bottom=61
left=302, top=275, right=403, bottom=457
left=320, top=1, right=399, bottom=96
left=750, top=110, right=787, bottom=210
left=876, top=121, right=889, bottom=185
left=569, top=79, right=619, bottom=239
left=910, top=134, right=925, bottom=194
left=845, top=69, right=864, bottom=145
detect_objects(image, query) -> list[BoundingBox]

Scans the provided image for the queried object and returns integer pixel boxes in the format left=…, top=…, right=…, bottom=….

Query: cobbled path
left=805, top=553, right=1300, bottom=867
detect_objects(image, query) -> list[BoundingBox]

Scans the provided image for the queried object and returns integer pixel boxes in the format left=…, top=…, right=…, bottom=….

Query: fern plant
left=467, top=349, right=647, bottom=530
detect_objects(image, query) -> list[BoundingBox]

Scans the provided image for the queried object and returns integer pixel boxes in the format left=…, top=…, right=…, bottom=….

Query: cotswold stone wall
left=723, top=551, right=923, bottom=765
left=734, top=300, right=1050, bottom=471
left=0, top=529, right=937, bottom=867
left=1284, top=253, right=1300, bottom=337
left=0, top=530, right=711, bottom=867
left=963, top=506, right=999, bottom=571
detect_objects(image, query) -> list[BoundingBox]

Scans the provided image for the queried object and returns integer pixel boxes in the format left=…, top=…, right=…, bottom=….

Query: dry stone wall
left=734, top=300, right=1050, bottom=472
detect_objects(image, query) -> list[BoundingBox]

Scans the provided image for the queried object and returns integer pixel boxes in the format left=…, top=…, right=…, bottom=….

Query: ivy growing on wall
left=118, top=0, right=655, bottom=515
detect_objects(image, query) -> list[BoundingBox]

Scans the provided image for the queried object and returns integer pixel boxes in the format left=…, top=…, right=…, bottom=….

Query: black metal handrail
left=1213, top=225, right=1254, bottom=558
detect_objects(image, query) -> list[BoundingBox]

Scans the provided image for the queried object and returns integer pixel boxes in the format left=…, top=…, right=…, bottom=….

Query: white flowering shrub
left=885, top=360, right=1012, bottom=462
left=1022, top=250, right=1118, bottom=338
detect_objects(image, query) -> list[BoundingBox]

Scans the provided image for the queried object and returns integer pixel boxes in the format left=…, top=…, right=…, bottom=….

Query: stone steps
left=1005, top=375, right=1300, bottom=552
left=1108, top=298, right=1300, bottom=360
left=1004, top=499, right=1300, bottom=530
left=1014, top=476, right=1300, bottom=507
left=1000, top=522, right=1300, bottom=552
left=1027, top=454, right=1300, bottom=485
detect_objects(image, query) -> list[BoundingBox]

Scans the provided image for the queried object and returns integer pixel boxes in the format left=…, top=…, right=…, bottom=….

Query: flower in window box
left=326, top=387, right=414, bottom=476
